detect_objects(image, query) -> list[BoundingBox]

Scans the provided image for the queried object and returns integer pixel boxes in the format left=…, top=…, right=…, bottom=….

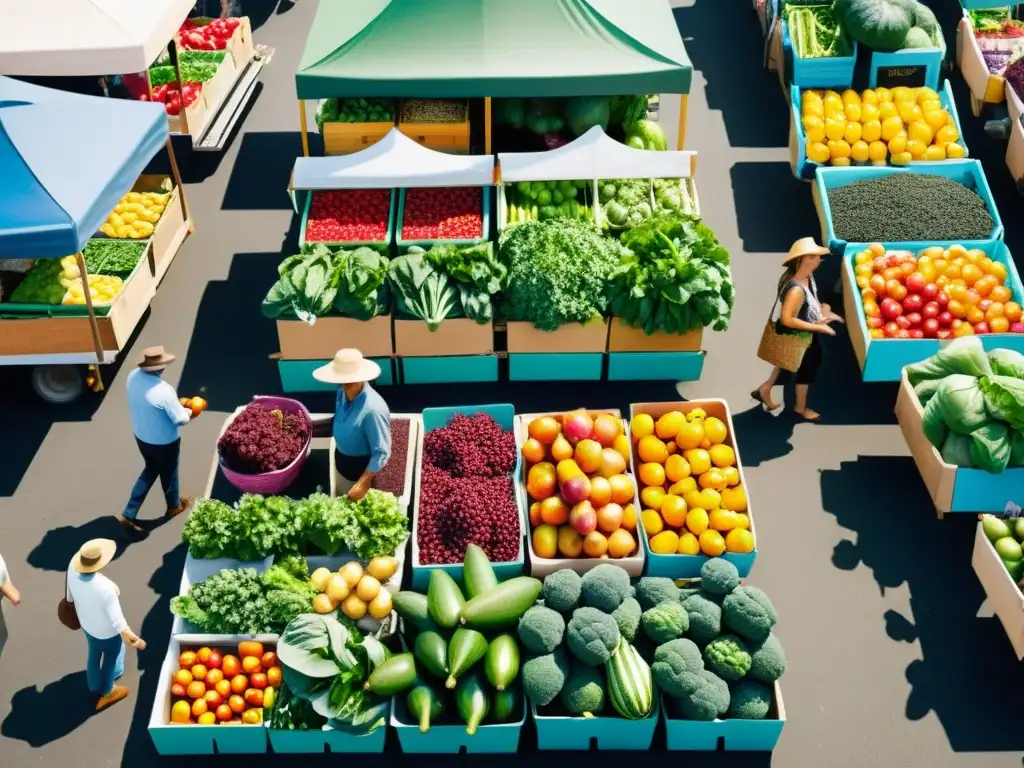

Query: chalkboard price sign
left=875, top=64, right=927, bottom=89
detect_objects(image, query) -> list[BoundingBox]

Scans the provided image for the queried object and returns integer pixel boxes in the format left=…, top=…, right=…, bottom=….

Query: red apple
left=974, top=322, right=991, bottom=335
left=884, top=322, right=900, bottom=338
left=936, top=329, right=953, bottom=340
left=904, top=312, right=922, bottom=327
left=897, top=329, right=911, bottom=339
left=935, top=290, right=950, bottom=307
left=866, top=316, right=883, bottom=329
left=922, top=302, right=940, bottom=319
left=905, top=273, right=926, bottom=293
left=881, top=298, right=903, bottom=319
left=910, top=329, right=925, bottom=339
left=896, top=315, right=912, bottom=330
left=937, top=311, right=953, bottom=327
left=902, top=294, right=924, bottom=313
left=922, top=318, right=940, bottom=337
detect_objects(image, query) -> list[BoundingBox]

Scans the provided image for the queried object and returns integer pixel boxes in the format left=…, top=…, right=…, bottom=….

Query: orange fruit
left=987, top=262, right=1009, bottom=282
left=191, top=664, right=208, bottom=681
left=649, top=530, right=680, bottom=555
left=641, top=485, right=666, bottom=510
left=215, top=679, right=232, bottom=698
left=589, top=476, right=612, bottom=507
left=660, top=494, right=688, bottom=528
left=961, top=264, right=983, bottom=286
left=947, top=299, right=967, bottom=319
left=698, top=469, right=728, bottom=492
left=630, top=413, right=655, bottom=440
left=171, top=700, right=191, bottom=724
left=708, top=444, right=736, bottom=468
left=608, top=528, right=636, bottom=558
left=221, top=655, right=241, bottom=678
left=655, top=411, right=686, bottom=440
left=621, top=503, right=637, bottom=531
left=685, top=507, right=709, bottom=536
left=990, top=316, right=1010, bottom=333
left=725, top=528, right=755, bottom=554
left=540, top=496, right=570, bottom=526
left=990, top=284, right=1012, bottom=303
left=947, top=283, right=967, bottom=302
left=173, top=668, right=193, bottom=687
left=1005, top=302, right=1022, bottom=322
left=722, top=466, right=741, bottom=487
left=709, top=509, right=738, bottom=532
left=205, top=668, right=223, bottom=686
left=675, top=422, right=704, bottom=450
left=720, top=486, right=748, bottom=512
left=582, top=531, right=609, bottom=558
left=242, top=656, right=262, bottom=675
left=637, top=435, right=668, bottom=464
left=974, top=276, right=995, bottom=297
left=641, top=509, right=664, bottom=536
left=702, top=417, right=728, bottom=445
left=677, top=532, right=701, bottom=555
left=230, top=674, right=249, bottom=695
left=191, top=698, right=208, bottom=717
left=228, top=695, right=246, bottom=714
left=186, top=681, right=206, bottom=700
left=179, top=651, right=197, bottom=669
left=665, top=454, right=691, bottom=483
left=608, top=474, right=635, bottom=505
left=669, top=477, right=697, bottom=496
left=698, top=530, right=726, bottom=557
left=639, top=462, right=666, bottom=488
left=683, top=449, right=711, bottom=475
left=967, top=305, right=985, bottom=325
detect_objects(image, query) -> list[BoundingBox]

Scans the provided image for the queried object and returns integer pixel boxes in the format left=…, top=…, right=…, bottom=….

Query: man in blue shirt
left=119, top=347, right=195, bottom=533
left=312, top=349, right=391, bottom=500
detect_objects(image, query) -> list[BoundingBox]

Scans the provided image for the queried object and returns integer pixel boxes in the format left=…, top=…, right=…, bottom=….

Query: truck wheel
left=31, top=365, right=85, bottom=404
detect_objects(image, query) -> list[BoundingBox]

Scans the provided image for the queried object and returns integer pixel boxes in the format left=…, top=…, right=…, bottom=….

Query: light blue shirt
left=332, top=384, right=391, bottom=473
left=126, top=368, right=191, bottom=445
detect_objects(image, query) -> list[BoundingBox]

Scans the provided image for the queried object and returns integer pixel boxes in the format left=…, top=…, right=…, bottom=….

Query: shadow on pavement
left=1, top=671, right=96, bottom=747
left=222, top=131, right=306, bottom=211
left=731, top=162, right=821, bottom=255
left=673, top=1, right=788, bottom=148
left=821, top=456, right=1024, bottom=753
left=27, top=517, right=135, bottom=572
left=729, top=407, right=795, bottom=467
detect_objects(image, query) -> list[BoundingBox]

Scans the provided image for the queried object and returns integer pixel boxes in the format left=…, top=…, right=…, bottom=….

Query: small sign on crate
left=875, top=63, right=929, bottom=88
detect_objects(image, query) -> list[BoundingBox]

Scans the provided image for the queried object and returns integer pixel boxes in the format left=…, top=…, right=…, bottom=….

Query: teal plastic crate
left=663, top=691, right=786, bottom=752
left=532, top=699, right=659, bottom=750
left=790, top=80, right=968, bottom=181
left=391, top=692, right=525, bottom=754
left=267, top=725, right=386, bottom=754
left=395, top=186, right=491, bottom=247
left=842, top=241, right=1024, bottom=382
left=959, top=0, right=1008, bottom=7
left=869, top=48, right=942, bottom=91
left=607, top=351, right=705, bottom=381
left=781, top=18, right=857, bottom=89
left=278, top=358, right=394, bottom=392
left=508, top=353, right=603, bottom=381
left=410, top=403, right=526, bottom=590
left=814, top=160, right=1003, bottom=253
left=400, top=355, right=498, bottom=384
left=642, top=536, right=757, bottom=579
left=298, top=188, right=396, bottom=252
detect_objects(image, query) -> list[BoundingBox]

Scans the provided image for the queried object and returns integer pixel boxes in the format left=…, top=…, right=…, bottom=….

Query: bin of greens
left=504, top=180, right=594, bottom=225
left=653, top=178, right=698, bottom=217
left=785, top=4, right=852, bottom=59
left=609, top=215, right=735, bottom=336
left=82, top=240, right=147, bottom=278
left=498, top=219, right=622, bottom=331
left=388, top=243, right=505, bottom=329
left=316, top=98, right=396, bottom=131
left=598, top=179, right=654, bottom=231
left=909, top=339, right=1024, bottom=474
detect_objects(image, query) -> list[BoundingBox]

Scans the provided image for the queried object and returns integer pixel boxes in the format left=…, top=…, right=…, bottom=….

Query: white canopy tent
left=0, top=0, right=194, bottom=76
left=292, top=128, right=495, bottom=191
left=498, top=126, right=697, bottom=182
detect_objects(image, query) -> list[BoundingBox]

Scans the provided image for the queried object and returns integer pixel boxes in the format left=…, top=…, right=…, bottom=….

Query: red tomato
left=902, top=294, right=923, bottom=313
left=305, top=190, right=390, bottom=243
left=903, top=312, right=922, bottom=327
left=401, top=187, right=483, bottom=241
left=905, top=273, right=926, bottom=294
left=922, top=318, right=940, bottom=337
left=921, top=283, right=939, bottom=301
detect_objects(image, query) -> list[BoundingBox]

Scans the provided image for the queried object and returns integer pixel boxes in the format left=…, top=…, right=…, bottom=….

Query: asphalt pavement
left=2, top=1, right=1024, bottom=766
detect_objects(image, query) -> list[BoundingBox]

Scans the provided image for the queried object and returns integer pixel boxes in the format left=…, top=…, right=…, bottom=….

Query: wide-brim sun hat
left=74, top=538, right=117, bottom=574
left=782, top=237, right=830, bottom=265
left=313, top=348, right=382, bottom=385
left=139, top=345, right=176, bottom=372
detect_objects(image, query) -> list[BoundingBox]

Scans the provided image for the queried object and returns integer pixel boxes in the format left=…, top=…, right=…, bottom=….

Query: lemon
left=830, top=157, right=851, bottom=167
left=709, top=444, right=736, bottom=468
left=675, top=422, right=704, bottom=450
left=665, top=453, right=691, bottom=483
left=898, top=102, right=923, bottom=124
left=807, top=142, right=830, bottom=164
left=851, top=140, right=870, bottom=163
left=860, top=103, right=880, bottom=122
left=699, top=469, right=728, bottom=492
left=924, top=109, right=948, bottom=132
left=722, top=466, right=741, bottom=487
left=655, top=411, right=686, bottom=440
left=637, top=435, right=668, bottom=464
left=668, top=477, right=698, bottom=495
left=641, top=509, right=663, bottom=536
left=906, top=139, right=927, bottom=159
left=686, top=408, right=707, bottom=423
left=860, top=120, right=881, bottom=143
left=861, top=89, right=878, bottom=105
left=878, top=101, right=898, bottom=120
left=641, top=485, right=666, bottom=511
left=649, top=530, right=680, bottom=555
left=875, top=87, right=892, bottom=103
left=721, top=486, right=748, bottom=512
left=844, top=103, right=862, bottom=123
left=685, top=507, right=709, bottom=535
left=880, top=116, right=903, bottom=141
left=936, top=124, right=959, bottom=144
left=824, top=118, right=845, bottom=141
left=917, top=87, right=939, bottom=104
left=802, top=113, right=824, bottom=134
left=698, top=530, right=726, bottom=557
left=725, top=528, right=755, bottom=554
left=702, top=417, right=727, bottom=445
left=907, top=120, right=933, bottom=145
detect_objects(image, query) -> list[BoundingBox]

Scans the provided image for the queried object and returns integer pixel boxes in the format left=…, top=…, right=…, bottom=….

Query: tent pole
left=484, top=97, right=492, bottom=154
left=75, top=252, right=106, bottom=367
left=299, top=100, right=310, bottom=157
left=166, top=137, right=193, bottom=234
left=677, top=94, right=688, bottom=150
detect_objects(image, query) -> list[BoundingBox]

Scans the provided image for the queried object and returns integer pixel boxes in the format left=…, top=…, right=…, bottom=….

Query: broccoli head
left=641, top=600, right=689, bottom=645
left=703, top=634, right=752, bottom=681
left=634, top=577, right=679, bottom=611
left=542, top=569, right=582, bottom=614
left=677, top=670, right=730, bottom=721
left=681, top=593, right=722, bottom=646
left=748, top=633, right=787, bottom=683
left=611, top=597, right=642, bottom=642
left=566, top=606, right=621, bottom=667
left=579, top=564, right=633, bottom=613
left=651, top=638, right=705, bottom=698
left=518, top=605, right=566, bottom=654
left=722, top=587, right=778, bottom=642
left=700, top=559, right=740, bottom=596
left=559, top=664, right=607, bottom=716
left=523, top=648, right=570, bottom=707
left=728, top=679, right=773, bottom=720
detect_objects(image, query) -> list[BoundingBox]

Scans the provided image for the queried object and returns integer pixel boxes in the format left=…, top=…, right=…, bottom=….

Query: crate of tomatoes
left=396, top=186, right=490, bottom=248
left=299, top=188, right=397, bottom=252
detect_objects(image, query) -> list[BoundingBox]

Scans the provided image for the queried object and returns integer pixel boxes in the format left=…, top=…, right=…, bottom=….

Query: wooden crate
left=198, top=53, right=238, bottom=114
left=608, top=323, right=703, bottom=352
left=277, top=315, right=394, bottom=360
left=322, top=121, right=393, bottom=156
left=398, top=101, right=470, bottom=154
left=166, top=88, right=208, bottom=136
left=228, top=16, right=256, bottom=70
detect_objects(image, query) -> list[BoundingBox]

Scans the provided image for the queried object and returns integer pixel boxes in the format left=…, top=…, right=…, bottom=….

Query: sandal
left=750, top=388, right=780, bottom=411
left=794, top=408, right=821, bottom=422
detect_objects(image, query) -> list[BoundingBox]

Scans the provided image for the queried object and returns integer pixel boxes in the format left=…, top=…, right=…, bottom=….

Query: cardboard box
left=394, top=318, right=492, bottom=357
left=277, top=315, right=394, bottom=360
left=895, top=371, right=1024, bottom=515
left=957, top=18, right=1007, bottom=111
left=515, top=410, right=645, bottom=578
left=608, top=323, right=702, bottom=353
left=972, top=522, right=1024, bottom=660
left=506, top=318, right=609, bottom=354
left=629, top=400, right=758, bottom=578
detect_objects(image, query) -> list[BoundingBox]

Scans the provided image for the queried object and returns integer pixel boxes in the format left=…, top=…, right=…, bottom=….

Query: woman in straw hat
left=311, top=349, right=392, bottom=501
left=752, top=237, right=844, bottom=421
left=66, top=539, right=146, bottom=711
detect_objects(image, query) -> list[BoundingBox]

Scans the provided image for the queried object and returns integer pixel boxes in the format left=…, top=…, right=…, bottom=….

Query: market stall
left=294, top=0, right=693, bottom=156
left=275, top=129, right=497, bottom=390
left=0, top=0, right=266, bottom=151
left=0, top=75, right=191, bottom=402
left=973, top=514, right=1024, bottom=660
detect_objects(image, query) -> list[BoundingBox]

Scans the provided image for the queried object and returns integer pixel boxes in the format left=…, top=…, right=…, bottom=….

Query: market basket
left=971, top=519, right=1024, bottom=659
left=390, top=691, right=525, bottom=753
left=217, top=396, right=313, bottom=495
left=532, top=698, right=659, bottom=751
left=780, top=17, right=857, bottom=89
left=662, top=684, right=786, bottom=752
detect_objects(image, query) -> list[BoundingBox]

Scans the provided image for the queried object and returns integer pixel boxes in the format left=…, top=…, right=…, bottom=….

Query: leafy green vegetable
left=933, top=374, right=989, bottom=436
left=388, top=250, right=463, bottom=330
left=623, top=120, right=667, bottom=151
left=834, top=0, right=912, bottom=52
left=333, top=247, right=390, bottom=320
left=181, top=498, right=246, bottom=560
left=499, top=218, right=622, bottom=331
left=337, top=489, right=409, bottom=560
left=904, top=337, right=992, bottom=386
left=506, top=179, right=594, bottom=226
left=599, top=178, right=654, bottom=230
left=653, top=178, right=697, bottom=217
left=611, top=215, right=735, bottom=335
left=171, top=568, right=272, bottom=635
left=83, top=240, right=146, bottom=276
left=970, top=422, right=1012, bottom=474
left=988, top=349, right=1024, bottom=379
left=261, top=244, right=344, bottom=323
left=608, top=95, right=651, bottom=133
left=421, top=242, right=507, bottom=324
left=271, top=680, right=326, bottom=731
left=980, top=375, right=1024, bottom=429
left=940, top=432, right=974, bottom=468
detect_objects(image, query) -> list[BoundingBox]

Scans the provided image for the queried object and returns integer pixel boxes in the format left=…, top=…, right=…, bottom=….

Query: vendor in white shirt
left=0, top=552, right=19, bottom=661
left=66, top=539, right=146, bottom=711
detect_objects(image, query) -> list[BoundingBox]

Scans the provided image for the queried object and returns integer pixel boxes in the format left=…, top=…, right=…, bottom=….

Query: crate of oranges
left=149, top=638, right=278, bottom=755
left=628, top=400, right=756, bottom=579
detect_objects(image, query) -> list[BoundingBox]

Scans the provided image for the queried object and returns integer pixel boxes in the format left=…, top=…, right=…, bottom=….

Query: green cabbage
left=933, top=374, right=989, bottom=435
left=969, top=422, right=1012, bottom=474
left=1011, top=428, right=1024, bottom=466
left=988, top=349, right=1024, bottom=379
left=980, top=375, right=1024, bottom=429
left=940, top=432, right=974, bottom=468
left=904, top=337, right=993, bottom=386
left=920, top=397, right=948, bottom=449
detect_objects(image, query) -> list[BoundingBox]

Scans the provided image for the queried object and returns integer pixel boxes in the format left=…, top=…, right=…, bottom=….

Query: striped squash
left=606, top=638, right=654, bottom=719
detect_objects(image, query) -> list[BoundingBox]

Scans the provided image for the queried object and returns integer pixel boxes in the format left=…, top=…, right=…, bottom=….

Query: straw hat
left=782, top=237, right=830, bottom=265
left=73, top=539, right=117, bottom=574
left=313, top=349, right=382, bottom=385
left=139, top=345, right=176, bottom=372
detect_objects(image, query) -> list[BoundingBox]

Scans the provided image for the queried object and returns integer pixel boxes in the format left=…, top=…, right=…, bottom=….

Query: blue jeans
left=85, top=631, right=125, bottom=696
left=123, top=438, right=180, bottom=520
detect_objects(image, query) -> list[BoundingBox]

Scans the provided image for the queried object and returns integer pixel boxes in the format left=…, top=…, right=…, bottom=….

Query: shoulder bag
left=756, top=290, right=812, bottom=373
left=58, top=572, right=81, bottom=631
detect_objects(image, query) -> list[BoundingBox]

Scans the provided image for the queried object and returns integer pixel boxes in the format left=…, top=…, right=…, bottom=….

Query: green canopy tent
left=295, top=0, right=693, bottom=154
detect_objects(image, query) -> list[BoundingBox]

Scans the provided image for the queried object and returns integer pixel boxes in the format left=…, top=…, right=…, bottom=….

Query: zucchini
left=460, top=577, right=542, bottom=630
left=463, top=544, right=498, bottom=599
left=484, top=634, right=520, bottom=692
left=414, top=631, right=449, bottom=679
left=427, top=570, right=465, bottom=629
left=605, top=639, right=654, bottom=720
left=492, top=685, right=519, bottom=723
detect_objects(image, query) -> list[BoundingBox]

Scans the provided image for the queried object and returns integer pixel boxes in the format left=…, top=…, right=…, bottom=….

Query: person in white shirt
left=66, top=539, right=146, bottom=711
left=0, top=552, right=19, bottom=661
